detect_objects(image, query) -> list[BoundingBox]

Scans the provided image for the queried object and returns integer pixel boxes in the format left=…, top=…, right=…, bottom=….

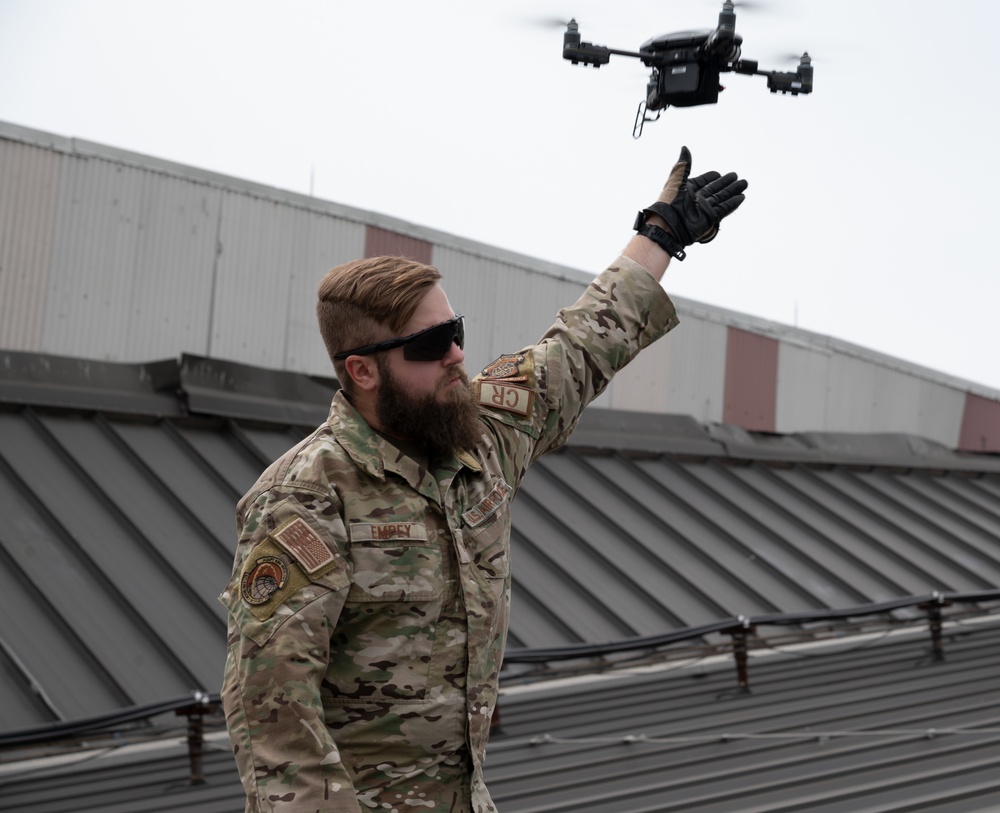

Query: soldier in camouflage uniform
left=220, top=148, right=747, bottom=812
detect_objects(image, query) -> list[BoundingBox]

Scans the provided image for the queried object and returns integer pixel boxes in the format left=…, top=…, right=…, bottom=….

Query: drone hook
left=632, top=100, right=662, bottom=139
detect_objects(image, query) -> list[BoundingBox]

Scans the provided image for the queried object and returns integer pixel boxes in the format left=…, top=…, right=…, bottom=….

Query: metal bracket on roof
left=721, top=615, right=757, bottom=694
left=919, top=592, right=953, bottom=662
left=175, top=690, right=220, bottom=785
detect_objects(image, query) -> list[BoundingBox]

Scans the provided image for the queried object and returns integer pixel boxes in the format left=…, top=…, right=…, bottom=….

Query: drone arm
left=563, top=43, right=652, bottom=67
left=563, top=20, right=651, bottom=67
left=728, top=57, right=814, bottom=95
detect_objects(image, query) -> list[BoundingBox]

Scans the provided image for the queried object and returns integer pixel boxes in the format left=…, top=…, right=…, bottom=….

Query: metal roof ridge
left=569, top=407, right=1000, bottom=471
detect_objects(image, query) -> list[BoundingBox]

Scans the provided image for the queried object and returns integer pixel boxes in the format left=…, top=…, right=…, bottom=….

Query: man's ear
left=343, top=355, right=380, bottom=392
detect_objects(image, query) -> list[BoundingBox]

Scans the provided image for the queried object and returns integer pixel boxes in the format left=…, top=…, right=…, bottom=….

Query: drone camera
left=640, top=33, right=726, bottom=109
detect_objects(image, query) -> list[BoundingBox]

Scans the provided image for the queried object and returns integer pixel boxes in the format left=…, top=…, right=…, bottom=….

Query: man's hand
left=645, top=146, right=748, bottom=246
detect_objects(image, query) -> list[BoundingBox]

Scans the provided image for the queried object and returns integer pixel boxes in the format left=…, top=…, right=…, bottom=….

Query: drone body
left=562, top=1, right=812, bottom=135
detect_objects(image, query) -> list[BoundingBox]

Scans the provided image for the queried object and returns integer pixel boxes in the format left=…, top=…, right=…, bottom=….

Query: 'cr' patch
left=272, top=516, right=335, bottom=574
left=240, top=556, right=288, bottom=605
left=477, top=381, right=533, bottom=417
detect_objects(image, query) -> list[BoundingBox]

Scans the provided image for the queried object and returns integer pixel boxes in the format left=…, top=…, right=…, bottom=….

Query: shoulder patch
left=238, top=538, right=312, bottom=620
left=240, top=555, right=288, bottom=605
left=272, top=516, right=335, bottom=574
left=481, top=352, right=534, bottom=385
left=477, top=381, right=533, bottom=417
left=477, top=351, right=537, bottom=418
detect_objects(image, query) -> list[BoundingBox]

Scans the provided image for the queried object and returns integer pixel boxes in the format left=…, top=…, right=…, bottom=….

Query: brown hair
left=316, top=256, right=442, bottom=394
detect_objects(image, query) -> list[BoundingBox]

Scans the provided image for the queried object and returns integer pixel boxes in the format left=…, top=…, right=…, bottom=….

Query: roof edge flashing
left=0, top=351, right=182, bottom=416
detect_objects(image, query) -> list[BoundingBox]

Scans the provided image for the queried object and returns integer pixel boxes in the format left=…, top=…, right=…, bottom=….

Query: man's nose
left=443, top=338, right=465, bottom=366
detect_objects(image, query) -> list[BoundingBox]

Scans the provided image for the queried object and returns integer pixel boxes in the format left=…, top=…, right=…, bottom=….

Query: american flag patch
left=272, top=517, right=335, bottom=574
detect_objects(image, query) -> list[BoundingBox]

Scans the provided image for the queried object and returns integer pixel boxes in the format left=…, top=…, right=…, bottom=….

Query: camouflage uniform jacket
left=220, top=255, right=678, bottom=812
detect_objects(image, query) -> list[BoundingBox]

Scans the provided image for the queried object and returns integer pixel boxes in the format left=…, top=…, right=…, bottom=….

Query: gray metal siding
left=651, top=313, right=728, bottom=422
left=3, top=120, right=999, bottom=449
left=41, top=152, right=220, bottom=361
left=0, top=138, right=60, bottom=350
left=432, top=244, right=588, bottom=376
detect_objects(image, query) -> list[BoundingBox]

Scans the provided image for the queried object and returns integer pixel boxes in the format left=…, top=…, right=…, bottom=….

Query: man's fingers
left=715, top=194, right=746, bottom=219
left=686, top=170, right=722, bottom=194
left=698, top=171, right=745, bottom=199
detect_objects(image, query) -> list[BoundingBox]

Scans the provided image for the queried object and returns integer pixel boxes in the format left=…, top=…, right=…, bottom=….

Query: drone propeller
left=773, top=50, right=815, bottom=63
left=702, top=0, right=768, bottom=11
left=525, top=14, right=578, bottom=29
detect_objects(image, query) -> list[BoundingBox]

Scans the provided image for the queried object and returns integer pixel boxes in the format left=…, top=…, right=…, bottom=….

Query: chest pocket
left=462, top=479, right=513, bottom=579
left=346, top=520, right=441, bottom=602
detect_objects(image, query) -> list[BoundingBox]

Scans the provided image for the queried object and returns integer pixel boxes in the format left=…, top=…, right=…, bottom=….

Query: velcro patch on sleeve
left=463, top=479, right=513, bottom=528
left=481, top=353, right=531, bottom=382
left=477, top=381, right=533, bottom=417
left=272, top=516, right=335, bottom=575
left=350, top=522, right=429, bottom=543
left=238, top=538, right=312, bottom=621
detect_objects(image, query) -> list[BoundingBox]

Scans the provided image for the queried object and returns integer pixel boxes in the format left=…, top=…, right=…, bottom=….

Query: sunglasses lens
left=402, top=316, right=464, bottom=361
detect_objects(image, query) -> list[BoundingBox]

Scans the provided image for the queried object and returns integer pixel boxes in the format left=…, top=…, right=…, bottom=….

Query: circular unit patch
left=241, top=555, right=288, bottom=605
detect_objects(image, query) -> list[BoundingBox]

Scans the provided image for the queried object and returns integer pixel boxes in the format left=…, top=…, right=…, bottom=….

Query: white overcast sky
left=1, top=0, right=998, bottom=391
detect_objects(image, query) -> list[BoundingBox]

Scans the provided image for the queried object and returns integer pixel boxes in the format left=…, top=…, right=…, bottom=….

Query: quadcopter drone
left=561, top=1, right=813, bottom=137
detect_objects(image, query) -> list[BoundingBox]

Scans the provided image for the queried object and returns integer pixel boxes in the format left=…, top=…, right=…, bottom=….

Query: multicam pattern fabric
left=219, top=255, right=678, bottom=812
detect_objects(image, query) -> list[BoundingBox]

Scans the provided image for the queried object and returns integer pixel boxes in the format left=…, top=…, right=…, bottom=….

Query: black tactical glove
left=634, top=146, right=748, bottom=260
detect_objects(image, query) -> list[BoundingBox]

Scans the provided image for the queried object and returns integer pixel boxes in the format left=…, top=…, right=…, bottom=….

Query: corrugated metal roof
left=1, top=351, right=998, bottom=731
left=489, top=619, right=1000, bottom=813
left=3, top=619, right=998, bottom=812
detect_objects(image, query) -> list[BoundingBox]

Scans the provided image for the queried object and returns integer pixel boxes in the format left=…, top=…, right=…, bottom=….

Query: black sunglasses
left=334, top=315, right=465, bottom=362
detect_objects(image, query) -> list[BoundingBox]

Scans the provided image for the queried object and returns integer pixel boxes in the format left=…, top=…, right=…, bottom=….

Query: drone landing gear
left=633, top=101, right=662, bottom=139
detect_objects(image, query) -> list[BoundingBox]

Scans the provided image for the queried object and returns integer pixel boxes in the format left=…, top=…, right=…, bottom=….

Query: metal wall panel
left=603, top=327, right=674, bottom=413
left=959, top=392, right=1000, bottom=452
left=279, top=210, right=365, bottom=374
left=208, top=192, right=365, bottom=371
left=431, top=244, right=587, bottom=377
left=119, top=172, right=220, bottom=361
left=207, top=191, right=298, bottom=368
left=0, top=139, right=60, bottom=351
left=42, top=154, right=220, bottom=362
left=365, top=225, right=432, bottom=264
left=45, top=154, right=149, bottom=358
left=776, top=341, right=834, bottom=432
left=723, top=326, right=778, bottom=431
left=779, top=342, right=967, bottom=445
left=649, top=311, right=728, bottom=422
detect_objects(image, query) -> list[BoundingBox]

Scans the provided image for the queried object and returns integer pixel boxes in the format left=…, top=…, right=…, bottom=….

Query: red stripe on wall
left=958, top=393, right=1000, bottom=452
left=364, top=226, right=433, bottom=264
left=723, top=327, right=778, bottom=432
